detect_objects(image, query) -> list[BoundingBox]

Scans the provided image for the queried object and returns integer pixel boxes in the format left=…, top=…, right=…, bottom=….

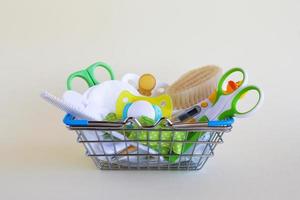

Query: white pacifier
left=122, top=100, right=162, bottom=121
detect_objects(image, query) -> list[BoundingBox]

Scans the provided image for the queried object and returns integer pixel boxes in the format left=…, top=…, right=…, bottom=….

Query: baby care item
left=66, top=61, right=139, bottom=114
left=166, top=65, right=222, bottom=109
left=63, top=81, right=138, bottom=120
left=171, top=105, right=202, bottom=123
left=115, top=90, right=173, bottom=121
left=138, top=74, right=156, bottom=96
left=62, top=90, right=86, bottom=110
left=121, top=73, right=169, bottom=97
left=67, top=61, right=115, bottom=90
left=62, top=90, right=112, bottom=119
left=41, top=91, right=100, bottom=120
left=83, top=80, right=139, bottom=113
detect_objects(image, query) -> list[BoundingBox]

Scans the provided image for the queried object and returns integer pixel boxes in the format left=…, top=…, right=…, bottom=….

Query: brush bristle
left=40, top=91, right=97, bottom=120
left=166, top=65, right=222, bottom=109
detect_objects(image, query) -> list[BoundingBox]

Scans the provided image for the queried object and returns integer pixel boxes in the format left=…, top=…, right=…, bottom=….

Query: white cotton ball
left=127, top=100, right=155, bottom=119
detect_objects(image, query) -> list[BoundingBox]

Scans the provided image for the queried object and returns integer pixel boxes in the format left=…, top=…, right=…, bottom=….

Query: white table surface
left=1, top=0, right=299, bottom=199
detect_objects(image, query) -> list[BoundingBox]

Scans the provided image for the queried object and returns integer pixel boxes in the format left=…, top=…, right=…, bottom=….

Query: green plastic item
left=217, top=85, right=262, bottom=120
left=128, top=116, right=187, bottom=157
left=167, top=116, right=207, bottom=163
left=104, top=113, right=199, bottom=163
left=213, top=67, right=247, bottom=106
left=104, top=112, right=119, bottom=122
left=67, top=61, right=115, bottom=90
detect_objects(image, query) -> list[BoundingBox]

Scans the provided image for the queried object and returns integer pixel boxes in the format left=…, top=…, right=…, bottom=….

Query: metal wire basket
left=63, top=114, right=234, bottom=170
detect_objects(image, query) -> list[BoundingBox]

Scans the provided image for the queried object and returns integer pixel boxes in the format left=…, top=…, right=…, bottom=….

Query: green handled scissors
left=67, top=62, right=115, bottom=90
left=195, top=67, right=264, bottom=121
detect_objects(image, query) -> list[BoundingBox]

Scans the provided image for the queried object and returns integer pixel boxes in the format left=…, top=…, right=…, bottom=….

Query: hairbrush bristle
left=166, top=65, right=222, bottom=109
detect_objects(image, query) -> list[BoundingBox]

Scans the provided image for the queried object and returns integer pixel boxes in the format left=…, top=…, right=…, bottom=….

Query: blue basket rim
left=63, top=114, right=234, bottom=127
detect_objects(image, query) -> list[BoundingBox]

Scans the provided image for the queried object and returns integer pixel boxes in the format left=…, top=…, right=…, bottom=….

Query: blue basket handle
left=63, top=114, right=88, bottom=126
left=208, top=118, right=234, bottom=127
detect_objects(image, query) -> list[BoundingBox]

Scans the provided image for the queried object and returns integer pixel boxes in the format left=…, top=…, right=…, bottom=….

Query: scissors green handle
left=218, top=85, right=263, bottom=120
left=204, top=67, right=262, bottom=120
left=67, top=62, right=115, bottom=90
left=214, top=67, right=247, bottom=105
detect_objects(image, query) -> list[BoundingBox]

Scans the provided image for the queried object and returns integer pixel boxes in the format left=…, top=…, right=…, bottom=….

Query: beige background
left=1, top=0, right=300, bottom=199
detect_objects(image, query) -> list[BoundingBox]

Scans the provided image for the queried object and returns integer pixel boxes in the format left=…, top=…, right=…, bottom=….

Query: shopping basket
left=63, top=114, right=234, bottom=170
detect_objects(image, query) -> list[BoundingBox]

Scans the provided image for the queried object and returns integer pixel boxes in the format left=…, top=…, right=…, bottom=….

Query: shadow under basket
left=63, top=114, right=234, bottom=170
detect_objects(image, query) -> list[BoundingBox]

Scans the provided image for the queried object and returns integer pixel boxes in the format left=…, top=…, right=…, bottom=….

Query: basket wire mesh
left=65, top=115, right=233, bottom=170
